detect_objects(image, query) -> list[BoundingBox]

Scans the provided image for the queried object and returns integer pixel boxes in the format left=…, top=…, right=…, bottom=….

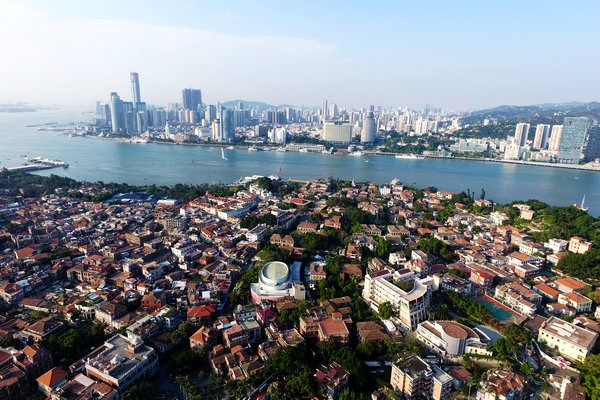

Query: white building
left=362, top=271, right=432, bottom=330
left=85, top=334, right=159, bottom=391
left=416, top=320, right=491, bottom=357
left=322, top=121, right=353, bottom=143
left=538, top=317, right=598, bottom=362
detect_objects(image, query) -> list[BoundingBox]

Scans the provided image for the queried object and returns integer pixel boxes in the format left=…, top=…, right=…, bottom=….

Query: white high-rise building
left=514, top=123, right=530, bottom=146
left=548, top=125, right=564, bottom=152
left=322, top=121, right=353, bottom=144
left=533, top=124, right=551, bottom=149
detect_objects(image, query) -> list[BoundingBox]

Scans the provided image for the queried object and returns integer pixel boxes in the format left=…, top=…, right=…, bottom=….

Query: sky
left=1, top=0, right=600, bottom=110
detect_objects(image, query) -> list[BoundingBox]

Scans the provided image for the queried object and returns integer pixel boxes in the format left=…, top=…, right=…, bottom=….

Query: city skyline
left=2, top=1, right=600, bottom=109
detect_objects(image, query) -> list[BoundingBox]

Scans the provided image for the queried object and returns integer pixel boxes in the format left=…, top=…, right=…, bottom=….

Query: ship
left=349, top=151, right=363, bottom=156
left=299, top=148, right=309, bottom=153
left=395, top=153, right=424, bottom=159
left=248, top=145, right=260, bottom=151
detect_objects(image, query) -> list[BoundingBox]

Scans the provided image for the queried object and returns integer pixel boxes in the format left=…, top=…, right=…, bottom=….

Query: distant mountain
left=220, top=100, right=296, bottom=112
left=463, top=102, right=600, bottom=125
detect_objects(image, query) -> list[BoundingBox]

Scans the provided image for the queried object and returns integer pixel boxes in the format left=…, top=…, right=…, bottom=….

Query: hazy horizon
left=2, top=0, right=600, bottom=110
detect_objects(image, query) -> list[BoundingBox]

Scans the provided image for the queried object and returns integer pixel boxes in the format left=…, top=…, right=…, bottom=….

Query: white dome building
left=250, top=261, right=305, bottom=304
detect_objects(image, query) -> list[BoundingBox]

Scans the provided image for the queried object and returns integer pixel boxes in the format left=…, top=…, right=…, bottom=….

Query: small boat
left=395, top=153, right=424, bottom=159
left=349, top=151, right=363, bottom=157
left=574, top=194, right=589, bottom=212
left=227, top=146, right=234, bottom=150
left=299, top=149, right=309, bottom=153
left=276, top=147, right=287, bottom=152
left=221, top=148, right=228, bottom=161
left=248, top=145, right=259, bottom=151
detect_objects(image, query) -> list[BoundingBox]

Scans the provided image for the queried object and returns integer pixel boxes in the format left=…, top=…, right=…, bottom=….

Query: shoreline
left=79, top=134, right=600, bottom=173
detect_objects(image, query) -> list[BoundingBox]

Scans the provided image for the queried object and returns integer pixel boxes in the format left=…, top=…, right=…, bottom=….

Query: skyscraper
left=322, top=100, right=328, bottom=124
left=322, top=121, right=353, bottom=143
left=548, top=125, right=563, bottom=152
left=533, top=124, right=551, bottom=149
left=182, top=88, right=202, bottom=112
left=513, top=123, right=530, bottom=146
left=130, top=72, right=141, bottom=105
left=109, top=92, right=124, bottom=134
left=557, top=117, right=589, bottom=164
left=361, top=105, right=377, bottom=143
left=583, top=125, right=600, bottom=162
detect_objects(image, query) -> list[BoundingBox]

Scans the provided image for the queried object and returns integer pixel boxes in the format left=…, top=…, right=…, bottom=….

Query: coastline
left=80, top=134, right=600, bottom=172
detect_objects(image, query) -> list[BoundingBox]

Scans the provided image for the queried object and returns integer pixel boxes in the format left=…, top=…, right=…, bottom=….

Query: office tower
left=322, top=100, right=328, bottom=124
left=513, top=123, right=530, bottom=146
left=182, top=88, right=202, bottom=112
left=322, top=121, right=353, bottom=143
left=109, top=92, right=124, bottom=134
left=211, top=119, right=221, bottom=141
left=548, top=125, right=563, bottom=152
left=216, top=105, right=234, bottom=142
left=151, top=108, right=167, bottom=128
left=130, top=72, right=141, bottom=104
left=533, top=124, right=551, bottom=149
left=122, top=101, right=135, bottom=134
left=361, top=105, right=377, bottom=143
left=204, top=105, right=216, bottom=124
left=557, top=117, right=589, bottom=163
left=583, top=125, right=600, bottom=161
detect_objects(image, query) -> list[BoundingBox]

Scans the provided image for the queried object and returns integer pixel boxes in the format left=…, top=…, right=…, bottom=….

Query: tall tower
left=584, top=125, right=600, bottom=161
left=361, top=105, right=377, bottom=143
left=182, top=88, right=202, bottom=112
left=533, top=124, right=551, bottom=149
left=109, top=92, right=124, bottom=134
left=514, top=123, right=530, bottom=146
left=130, top=72, right=141, bottom=105
left=557, top=117, right=589, bottom=163
left=322, top=100, right=328, bottom=124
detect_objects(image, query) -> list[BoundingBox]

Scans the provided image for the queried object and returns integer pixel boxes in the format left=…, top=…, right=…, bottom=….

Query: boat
left=574, top=194, right=589, bottom=212
left=248, top=145, right=259, bottom=151
left=276, top=147, right=287, bottom=152
left=226, top=146, right=235, bottom=150
left=299, top=148, right=309, bottom=153
left=395, top=153, right=424, bottom=159
left=221, top=148, right=228, bottom=161
left=322, top=147, right=334, bottom=154
left=349, top=151, right=363, bottom=157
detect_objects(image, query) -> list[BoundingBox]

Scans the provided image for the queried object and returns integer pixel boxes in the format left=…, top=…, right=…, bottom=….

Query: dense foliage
left=41, top=323, right=106, bottom=365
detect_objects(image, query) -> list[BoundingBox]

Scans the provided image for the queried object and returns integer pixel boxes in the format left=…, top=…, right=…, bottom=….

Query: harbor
left=6, top=156, right=69, bottom=172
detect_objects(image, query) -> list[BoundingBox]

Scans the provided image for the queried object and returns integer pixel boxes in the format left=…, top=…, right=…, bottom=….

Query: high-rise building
left=204, top=105, right=216, bottom=124
left=182, top=88, right=202, bottom=113
left=548, top=125, right=564, bottom=152
left=513, top=123, right=530, bottom=146
left=322, top=121, right=353, bottom=143
left=109, top=92, right=124, bottom=134
left=533, top=124, right=551, bottom=149
left=584, top=125, right=600, bottom=162
left=322, top=100, right=328, bottom=124
left=130, top=72, right=141, bottom=105
left=557, top=117, right=589, bottom=164
left=361, top=106, right=377, bottom=143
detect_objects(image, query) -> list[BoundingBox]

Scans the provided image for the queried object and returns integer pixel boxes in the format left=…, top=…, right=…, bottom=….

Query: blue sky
left=2, top=0, right=600, bottom=109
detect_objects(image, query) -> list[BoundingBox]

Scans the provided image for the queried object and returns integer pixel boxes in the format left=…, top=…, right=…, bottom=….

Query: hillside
left=462, top=102, right=600, bottom=125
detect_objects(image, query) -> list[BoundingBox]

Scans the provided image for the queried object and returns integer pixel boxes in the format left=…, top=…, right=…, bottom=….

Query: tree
left=375, top=237, right=392, bottom=259
left=480, top=188, right=486, bottom=200
left=378, top=302, right=393, bottom=319
left=121, top=381, right=158, bottom=400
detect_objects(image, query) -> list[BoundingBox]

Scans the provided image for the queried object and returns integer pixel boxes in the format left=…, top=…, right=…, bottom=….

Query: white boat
left=349, top=151, right=363, bottom=156
left=226, top=146, right=235, bottom=150
left=395, top=153, right=424, bottom=159
left=299, top=148, right=309, bottom=153
left=276, top=147, right=287, bottom=152
left=574, top=194, right=588, bottom=212
left=248, top=145, right=259, bottom=151
left=221, top=147, right=228, bottom=161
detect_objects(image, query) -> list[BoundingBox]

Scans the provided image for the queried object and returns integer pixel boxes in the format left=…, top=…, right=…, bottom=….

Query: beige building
left=391, top=355, right=452, bottom=400
left=568, top=236, right=592, bottom=254
left=538, top=317, right=598, bottom=362
left=557, top=292, right=593, bottom=313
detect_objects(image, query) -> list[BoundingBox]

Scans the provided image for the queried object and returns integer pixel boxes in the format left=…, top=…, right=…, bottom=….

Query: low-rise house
left=314, top=362, right=349, bottom=400
left=477, top=370, right=525, bottom=400
left=554, top=277, right=588, bottom=294
left=558, top=292, right=593, bottom=313
left=416, top=320, right=491, bottom=357
left=568, top=236, right=592, bottom=254
left=36, top=367, right=69, bottom=396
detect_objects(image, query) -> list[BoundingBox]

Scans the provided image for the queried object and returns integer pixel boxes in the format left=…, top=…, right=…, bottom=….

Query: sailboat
left=221, top=147, right=228, bottom=161
left=574, top=194, right=589, bottom=212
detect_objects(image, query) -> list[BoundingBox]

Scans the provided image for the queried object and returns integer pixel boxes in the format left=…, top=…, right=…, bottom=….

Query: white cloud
left=0, top=5, right=339, bottom=106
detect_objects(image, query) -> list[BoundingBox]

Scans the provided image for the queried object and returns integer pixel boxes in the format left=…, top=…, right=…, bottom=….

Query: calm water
left=0, top=107, right=599, bottom=215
